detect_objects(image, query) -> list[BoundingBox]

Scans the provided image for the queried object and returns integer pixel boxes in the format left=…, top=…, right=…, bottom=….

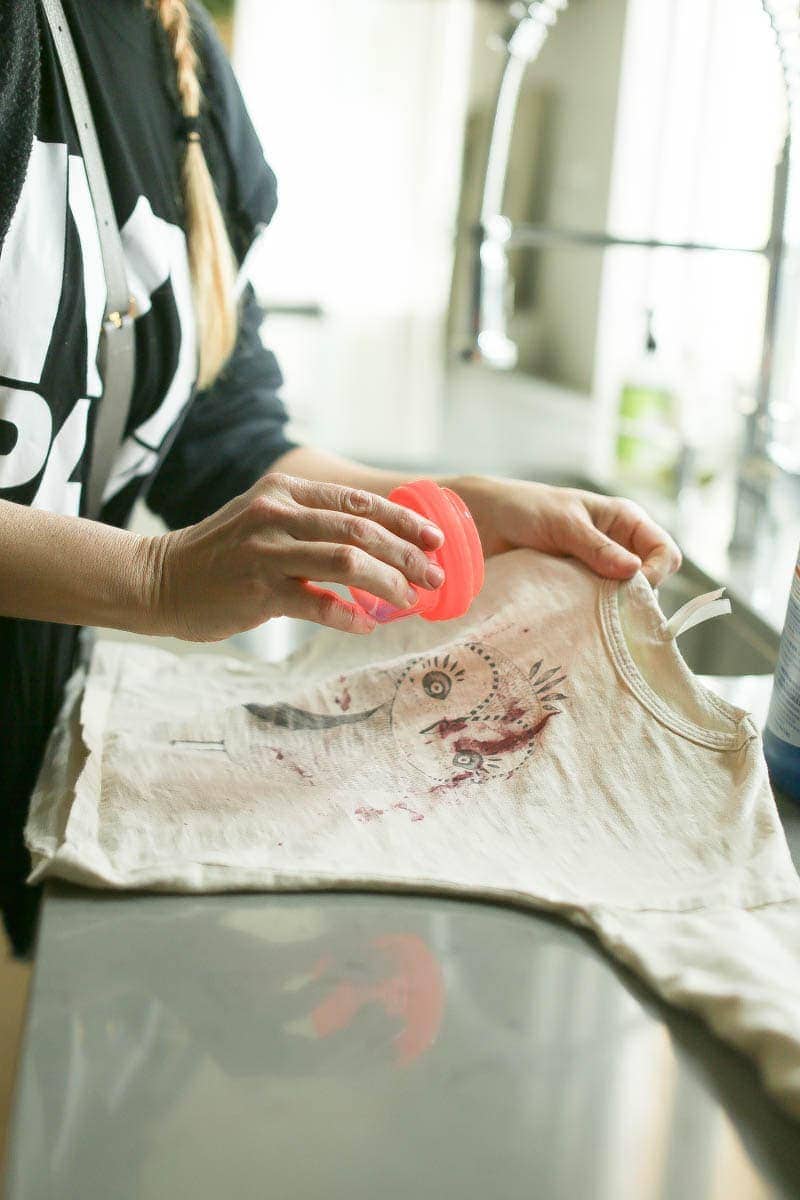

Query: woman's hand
left=450, top=476, right=682, bottom=587
left=149, top=473, right=446, bottom=641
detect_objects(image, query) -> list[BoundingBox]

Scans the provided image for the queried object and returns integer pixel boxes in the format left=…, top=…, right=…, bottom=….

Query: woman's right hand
left=149, top=472, right=446, bottom=641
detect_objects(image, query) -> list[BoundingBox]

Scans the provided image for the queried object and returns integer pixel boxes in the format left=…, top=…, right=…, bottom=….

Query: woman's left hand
left=450, top=475, right=682, bottom=587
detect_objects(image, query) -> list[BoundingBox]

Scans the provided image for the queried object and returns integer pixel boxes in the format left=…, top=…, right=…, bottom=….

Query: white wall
left=232, top=0, right=474, bottom=462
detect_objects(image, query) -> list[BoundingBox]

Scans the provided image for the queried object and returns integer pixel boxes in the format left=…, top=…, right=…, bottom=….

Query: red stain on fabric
left=355, top=805, right=385, bottom=823
left=335, top=688, right=352, bottom=711
left=268, top=745, right=311, bottom=779
left=429, top=771, right=473, bottom=796
left=393, top=801, right=424, bottom=822
left=454, top=711, right=555, bottom=757
left=310, top=933, right=445, bottom=1066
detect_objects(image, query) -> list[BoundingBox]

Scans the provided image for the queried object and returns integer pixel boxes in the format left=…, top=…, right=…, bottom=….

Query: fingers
left=277, top=505, right=444, bottom=593
left=282, top=475, right=444, bottom=552
left=564, top=509, right=642, bottom=579
left=579, top=494, right=681, bottom=586
left=283, top=581, right=376, bottom=635
left=279, top=542, right=423, bottom=611
left=639, top=544, right=683, bottom=587
left=597, top=498, right=682, bottom=586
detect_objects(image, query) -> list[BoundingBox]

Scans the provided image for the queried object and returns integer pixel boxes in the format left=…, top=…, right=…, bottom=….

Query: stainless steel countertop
left=10, top=402, right=800, bottom=1194
left=7, top=799, right=800, bottom=1198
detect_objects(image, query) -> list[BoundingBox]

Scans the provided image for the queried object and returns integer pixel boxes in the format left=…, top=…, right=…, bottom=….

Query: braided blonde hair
left=152, top=0, right=238, bottom=389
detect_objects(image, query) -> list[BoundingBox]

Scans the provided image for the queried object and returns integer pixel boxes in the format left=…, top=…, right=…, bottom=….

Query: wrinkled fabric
left=27, top=550, right=800, bottom=1118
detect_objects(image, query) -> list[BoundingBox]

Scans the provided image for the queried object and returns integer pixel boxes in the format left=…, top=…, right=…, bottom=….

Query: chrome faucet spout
left=468, top=2, right=567, bottom=369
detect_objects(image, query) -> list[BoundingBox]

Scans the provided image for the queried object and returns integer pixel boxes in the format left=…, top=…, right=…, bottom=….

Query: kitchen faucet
left=467, top=0, right=800, bottom=554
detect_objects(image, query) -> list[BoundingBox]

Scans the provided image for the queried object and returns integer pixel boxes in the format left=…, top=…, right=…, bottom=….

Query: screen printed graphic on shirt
left=168, top=639, right=569, bottom=798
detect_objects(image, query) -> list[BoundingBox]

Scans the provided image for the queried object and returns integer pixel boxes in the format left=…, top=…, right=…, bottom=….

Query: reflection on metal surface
left=8, top=887, right=800, bottom=1199
left=310, top=933, right=445, bottom=1066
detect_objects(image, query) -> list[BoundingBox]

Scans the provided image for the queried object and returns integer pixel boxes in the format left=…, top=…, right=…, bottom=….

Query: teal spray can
left=764, top=545, right=800, bottom=802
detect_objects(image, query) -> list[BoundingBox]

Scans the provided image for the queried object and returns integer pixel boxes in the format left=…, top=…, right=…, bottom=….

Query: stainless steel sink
left=657, top=560, right=779, bottom=677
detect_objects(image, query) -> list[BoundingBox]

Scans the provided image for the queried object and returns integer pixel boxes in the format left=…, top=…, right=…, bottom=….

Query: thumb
left=567, top=518, right=641, bottom=579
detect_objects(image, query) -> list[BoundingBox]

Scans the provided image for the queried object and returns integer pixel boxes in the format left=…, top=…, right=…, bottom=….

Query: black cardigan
left=0, top=0, right=40, bottom=248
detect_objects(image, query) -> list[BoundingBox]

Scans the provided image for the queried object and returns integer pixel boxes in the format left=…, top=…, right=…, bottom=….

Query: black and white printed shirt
left=0, top=0, right=295, bottom=948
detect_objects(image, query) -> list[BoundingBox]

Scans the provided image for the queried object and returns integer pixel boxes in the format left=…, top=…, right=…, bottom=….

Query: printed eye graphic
left=422, top=670, right=452, bottom=700
left=453, top=750, right=483, bottom=771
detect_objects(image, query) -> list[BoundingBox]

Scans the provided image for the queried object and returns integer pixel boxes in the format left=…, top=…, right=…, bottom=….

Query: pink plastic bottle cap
left=349, top=479, right=485, bottom=624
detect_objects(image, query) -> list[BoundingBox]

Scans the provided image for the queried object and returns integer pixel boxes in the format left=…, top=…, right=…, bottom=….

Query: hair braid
left=152, top=0, right=238, bottom=389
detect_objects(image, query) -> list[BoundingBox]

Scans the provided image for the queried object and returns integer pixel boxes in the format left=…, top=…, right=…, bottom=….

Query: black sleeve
left=188, top=0, right=278, bottom=263
left=144, top=284, right=297, bottom=529
left=0, top=0, right=40, bottom=248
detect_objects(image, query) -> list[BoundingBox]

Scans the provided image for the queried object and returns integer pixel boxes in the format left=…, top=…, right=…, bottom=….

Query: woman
left=0, top=0, right=681, bottom=954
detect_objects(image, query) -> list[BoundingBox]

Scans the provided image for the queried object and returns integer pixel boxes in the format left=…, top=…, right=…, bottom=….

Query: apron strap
left=40, top=0, right=136, bottom=521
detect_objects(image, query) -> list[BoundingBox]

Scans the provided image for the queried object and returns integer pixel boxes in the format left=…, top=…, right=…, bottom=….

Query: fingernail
left=421, top=524, right=444, bottom=548
left=405, top=585, right=419, bottom=607
left=425, top=564, right=445, bottom=588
